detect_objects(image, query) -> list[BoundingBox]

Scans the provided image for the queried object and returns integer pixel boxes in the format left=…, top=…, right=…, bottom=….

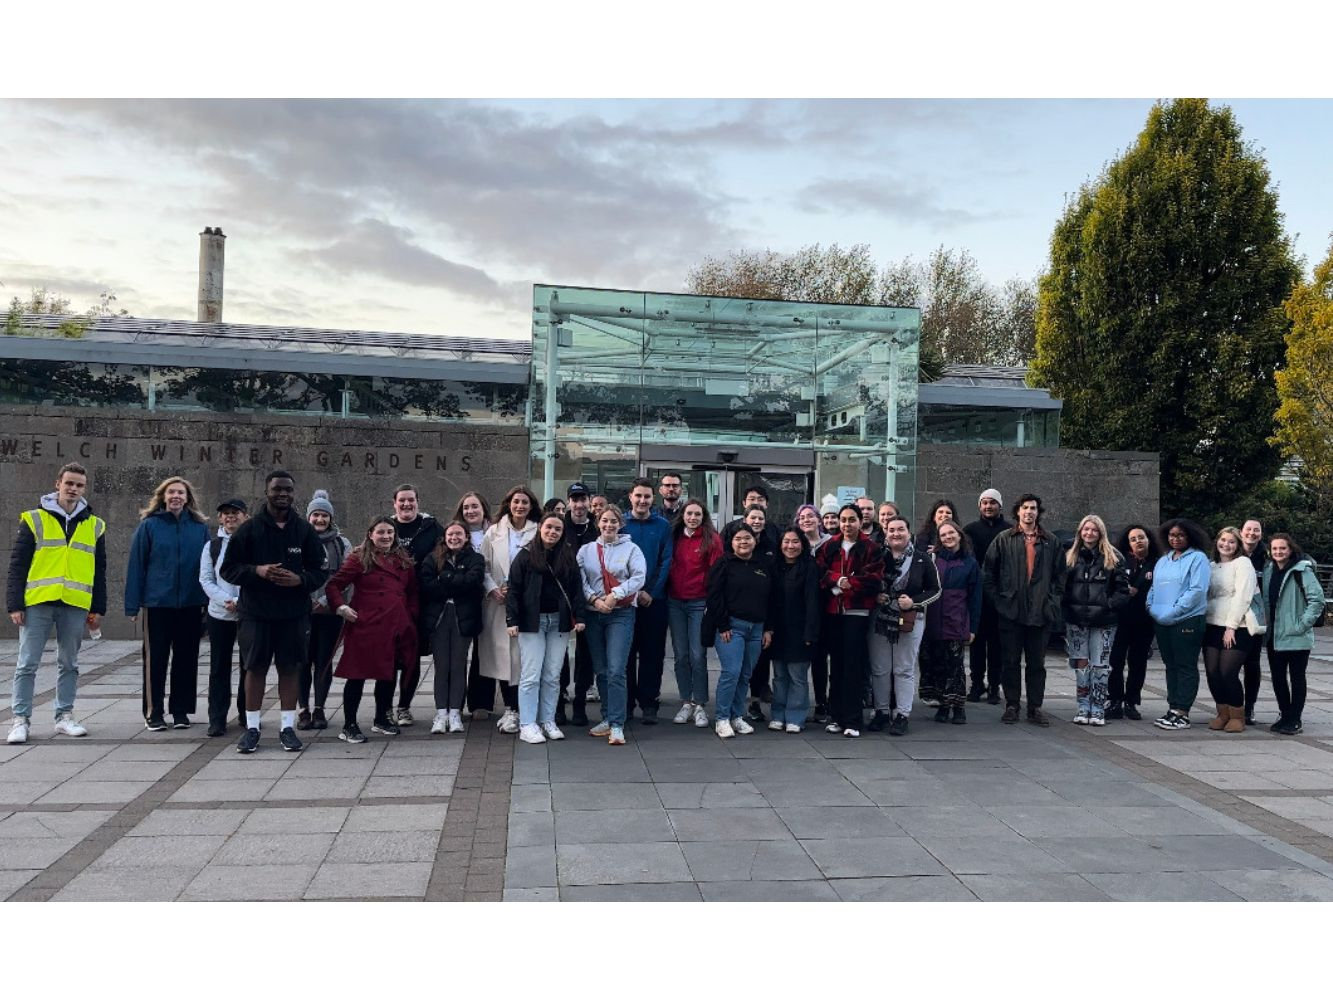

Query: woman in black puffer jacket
left=1061, top=514, right=1130, bottom=726
left=419, top=520, right=486, bottom=735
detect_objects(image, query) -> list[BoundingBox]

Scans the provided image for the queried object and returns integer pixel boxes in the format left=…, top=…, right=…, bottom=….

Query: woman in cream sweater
left=1203, top=526, right=1258, bottom=733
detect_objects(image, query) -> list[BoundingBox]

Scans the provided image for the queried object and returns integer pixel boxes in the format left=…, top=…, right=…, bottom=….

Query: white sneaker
left=715, top=718, right=735, bottom=739
left=767, top=720, right=784, bottom=732
left=430, top=710, right=449, bottom=734
left=825, top=722, right=843, bottom=734
left=541, top=721, right=565, bottom=741
left=732, top=717, right=754, bottom=736
left=1072, top=712, right=1090, bottom=725
left=588, top=721, right=611, bottom=737
left=497, top=708, right=519, bottom=734
left=53, top=713, right=87, bottom=737
left=7, top=717, right=29, bottom=744
left=785, top=723, right=803, bottom=734
left=586, top=686, right=600, bottom=703
left=673, top=702, right=695, bottom=724
left=518, top=723, right=546, bottom=744
left=843, top=728, right=861, bottom=738
left=1088, top=715, right=1106, bottom=727
left=693, top=704, right=710, bottom=728
left=608, top=726, right=625, bottom=745
left=447, top=709, right=465, bottom=734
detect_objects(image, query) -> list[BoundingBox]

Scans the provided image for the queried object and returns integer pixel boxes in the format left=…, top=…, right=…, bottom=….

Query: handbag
left=597, top=544, right=635, bottom=608
left=1245, top=589, right=1267, bottom=635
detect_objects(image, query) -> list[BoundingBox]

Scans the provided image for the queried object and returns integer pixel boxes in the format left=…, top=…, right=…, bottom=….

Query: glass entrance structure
left=530, top=285, right=921, bottom=521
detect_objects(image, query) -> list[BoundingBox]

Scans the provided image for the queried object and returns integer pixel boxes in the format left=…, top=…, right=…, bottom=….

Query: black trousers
left=825, top=613, right=870, bottom=731
left=1243, top=637, right=1264, bottom=714
left=810, top=637, right=829, bottom=709
left=300, top=613, right=343, bottom=710
left=558, top=629, right=594, bottom=707
left=142, top=606, right=203, bottom=719
left=1108, top=615, right=1153, bottom=706
left=465, top=642, right=495, bottom=713
left=626, top=598, right=669, bottom=714
left=1268, top=647, right=1310, bottom=723
left=998, top=619, right=1048, bottom=708
left=968, top=603, right=1002, bottom=693
left=342, top=677, right=394, bottom=726
left=206, top=616, right=246, bottom=725
left=749, top=645, right=773, bottom=700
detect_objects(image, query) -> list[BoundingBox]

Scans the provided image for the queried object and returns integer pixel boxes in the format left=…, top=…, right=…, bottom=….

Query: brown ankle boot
left=1208, top=704, right=1228, bottom=730
left=1223, top=705, right=1245, bottom=733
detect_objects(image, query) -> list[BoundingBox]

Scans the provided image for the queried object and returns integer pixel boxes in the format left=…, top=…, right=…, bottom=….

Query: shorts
left=1203, top=623, right=1252, bottom=653
left=239, top=617, right=309, bottom=675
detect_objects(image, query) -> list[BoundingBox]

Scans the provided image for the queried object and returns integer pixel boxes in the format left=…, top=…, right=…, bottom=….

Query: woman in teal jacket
left=1260, top=533, right=1326, bottom=735
left=1145, top=518, right=1211, bottom=731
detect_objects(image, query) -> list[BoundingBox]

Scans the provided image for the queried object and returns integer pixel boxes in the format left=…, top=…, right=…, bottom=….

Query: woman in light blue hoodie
left=576, top=507, right=646, bottom=746
left=1145, top=518, right=1212, bottom=731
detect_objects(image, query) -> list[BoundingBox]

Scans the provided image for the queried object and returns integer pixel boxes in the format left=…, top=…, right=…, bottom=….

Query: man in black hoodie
left=389, top=483, right=443, bottom=725
left=220, top=470, right=327, bottom=754
left=559, top=482, right=600, bottom=725
left=963, top=488, right=1009, bottom=704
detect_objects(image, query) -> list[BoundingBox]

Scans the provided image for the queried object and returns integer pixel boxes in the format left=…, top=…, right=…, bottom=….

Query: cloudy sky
left=3, top=98, right=1330, bottom=342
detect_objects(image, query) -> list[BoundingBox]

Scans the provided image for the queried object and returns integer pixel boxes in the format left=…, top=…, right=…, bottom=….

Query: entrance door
left=642, top=464, right=812, bottom=531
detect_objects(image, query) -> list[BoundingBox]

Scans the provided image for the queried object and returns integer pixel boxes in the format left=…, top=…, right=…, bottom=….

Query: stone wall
left=0, top=404, right=529, bottom=639
left=914, top=443, right=1160, bottom=536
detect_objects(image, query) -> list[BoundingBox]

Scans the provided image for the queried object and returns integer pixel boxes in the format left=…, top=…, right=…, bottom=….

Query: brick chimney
left=198, top=227, right=226, bottom=322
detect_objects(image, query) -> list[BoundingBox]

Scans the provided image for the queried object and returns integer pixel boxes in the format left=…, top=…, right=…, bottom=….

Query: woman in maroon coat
left=327, top=517, right=419, bottom=744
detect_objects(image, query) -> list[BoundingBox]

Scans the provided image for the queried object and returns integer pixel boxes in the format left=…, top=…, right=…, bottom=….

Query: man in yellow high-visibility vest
left=6, top=462, right=107, bottom=744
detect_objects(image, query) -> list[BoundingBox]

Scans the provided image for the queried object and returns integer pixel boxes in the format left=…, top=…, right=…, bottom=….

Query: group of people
left=6, top=464, right=1327, bottom=754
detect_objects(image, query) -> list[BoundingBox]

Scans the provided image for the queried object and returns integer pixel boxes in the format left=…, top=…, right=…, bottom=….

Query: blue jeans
left=771, top=659, right=811, bottom=726
left=586, top=606, right=635, bottom=727
left=517, top=614, right=569, bottom=726
left=12, top=602, right=88, bottom=719
left=714, top=617, right=764, bottom=722
left=668, top=597, right=709, bottom=705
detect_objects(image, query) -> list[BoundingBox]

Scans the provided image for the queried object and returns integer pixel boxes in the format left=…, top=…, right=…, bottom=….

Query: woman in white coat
left=478, top=486, right=540, bottom=734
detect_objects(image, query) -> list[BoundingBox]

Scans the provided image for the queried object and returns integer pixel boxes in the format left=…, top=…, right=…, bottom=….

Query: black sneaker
left=1001, top=704, right=1020, bottom=724
left=206, top=721, right=226, bottom=738
left=236, top=727, right=261, bottom=753
left=339, top=722, right=367, bottom=744
left=934, top=706, right=951, bottom=724
left=641, top=707, right=659, bottom=726
left=278, top=727, right=304, bottom=752
left=311, top=707, right=328, bottom=730
left=744, top=700, right=766, bottom=724
left=372, top=717, right=401, bottom=736
left=987, top=691, right=1001, bottom=706
left=1245, top=710, right=1256, bottom=727
left=171, top=714, right=191, bottom=729
left=1123, top=704, right=1142, bottom=721
left=145, top=715, right=168, bottom=732
left=555, top=703, right=568, bottom=726
left=951, top=706, right=967, bottom=725
left=965, top=687, right=985, bottom=703
left=296, top=709, right=313, bottom=731
left=812, top=704, right=829, bottom=724
left=570, top=705, right=589, bottom=727
left=866, top=711, right=890, bottom=732
left=1277, top=719, right=1303, bottom=735
left=1027, top=707, right=1051, bottom=728
left=888, top=713, right=910, bottom=737
left=1105, top=701, right=1124, bottom=720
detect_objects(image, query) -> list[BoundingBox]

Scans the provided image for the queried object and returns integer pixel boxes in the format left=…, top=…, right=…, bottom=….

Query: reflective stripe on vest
left=20, top=509, right=104, bottom=610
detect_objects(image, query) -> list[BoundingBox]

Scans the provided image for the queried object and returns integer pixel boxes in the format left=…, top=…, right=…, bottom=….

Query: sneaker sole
left=338, top=732, right=367, bottom=744
left=281, top=742, right=304, bottom=752
left=237, top=745, right=258, bottom=754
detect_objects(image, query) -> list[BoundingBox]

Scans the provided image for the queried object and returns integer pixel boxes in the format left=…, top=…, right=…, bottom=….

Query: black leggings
left=300, top=614, right=342, bottom=710
left=1203, top=644, right=1246, bottom=707
left=342, top=678, right=394, bottom=727
left=1243, top=639, right=1264, bottom=714
left=1268, top=648, right=1310, bottom=723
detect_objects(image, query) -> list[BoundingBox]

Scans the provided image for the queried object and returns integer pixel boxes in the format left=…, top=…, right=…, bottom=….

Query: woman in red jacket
left=668, top=500, right=723, bottom=728
left=815, top=504, right=884, bottom=738
left=326, top=517, right=420, bottom=744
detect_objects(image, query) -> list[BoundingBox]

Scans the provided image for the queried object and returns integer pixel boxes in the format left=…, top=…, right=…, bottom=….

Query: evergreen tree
left=1031, top=99, right=1300, bottom=519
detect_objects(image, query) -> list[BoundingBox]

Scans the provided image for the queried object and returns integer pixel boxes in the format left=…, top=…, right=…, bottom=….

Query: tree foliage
left=1031, top=99, right=1300, bottom=519
left=1272, top=239, right=1333, bottom=502
left=685, top=242, right=1038, bottom=378
left=4, top=286, right=128, bottom=339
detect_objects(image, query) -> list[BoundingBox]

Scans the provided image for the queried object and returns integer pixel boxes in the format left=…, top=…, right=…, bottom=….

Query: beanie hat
left=819, top=494, right=840, bottom=516
left=307, top=489, right=335, bottom=519
left=979, top=488, right=1003, bottom=506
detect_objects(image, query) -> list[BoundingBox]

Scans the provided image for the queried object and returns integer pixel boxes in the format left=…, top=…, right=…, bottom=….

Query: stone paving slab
left=4, top=635, right=1333, bottom=901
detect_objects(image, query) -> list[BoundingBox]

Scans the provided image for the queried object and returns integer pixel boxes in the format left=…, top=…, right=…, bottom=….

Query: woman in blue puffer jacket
left=125, top=476, right=210, bottom=731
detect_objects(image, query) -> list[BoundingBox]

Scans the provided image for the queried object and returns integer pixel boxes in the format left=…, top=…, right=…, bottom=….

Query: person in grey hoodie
left=576, top=506, right=647, bottom=746
left=199, top=498, right=249, bottom=737
left=299, top=489, right=353, bottom=730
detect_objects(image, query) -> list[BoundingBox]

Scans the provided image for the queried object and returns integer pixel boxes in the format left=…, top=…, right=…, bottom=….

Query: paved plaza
left=3, top=634, right=1333, bottom=902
